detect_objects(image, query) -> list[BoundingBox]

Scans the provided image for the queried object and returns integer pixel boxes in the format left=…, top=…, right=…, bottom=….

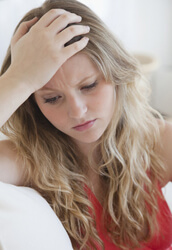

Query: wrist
left=3, top=66, right=35, bottom=96
left=0, top=67, right=33, bottom=127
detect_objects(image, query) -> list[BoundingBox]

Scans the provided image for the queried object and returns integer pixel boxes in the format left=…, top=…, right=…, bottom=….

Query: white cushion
left=0, top=181, right=73, bottom=250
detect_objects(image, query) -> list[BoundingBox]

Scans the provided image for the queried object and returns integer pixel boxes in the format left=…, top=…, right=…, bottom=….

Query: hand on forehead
left=40, top=53, right=99, bottom=91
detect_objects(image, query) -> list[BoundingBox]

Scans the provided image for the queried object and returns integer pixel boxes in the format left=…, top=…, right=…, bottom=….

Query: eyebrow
left=38, top=74, right=97, bottom=92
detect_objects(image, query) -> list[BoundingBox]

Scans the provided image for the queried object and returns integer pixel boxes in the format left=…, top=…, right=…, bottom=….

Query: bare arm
left=0, top=9, right=89, bottom=128
left=158, top=120, right=172, bottom=186
left=0, top=9, right=89, bottom=184
left=0, top=140, right=24, bottom=185
left=0, top=69, right=32, bottom=129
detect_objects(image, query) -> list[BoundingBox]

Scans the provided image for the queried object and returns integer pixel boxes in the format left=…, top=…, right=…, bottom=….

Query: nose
left=67, top=95, right=87, bottom=119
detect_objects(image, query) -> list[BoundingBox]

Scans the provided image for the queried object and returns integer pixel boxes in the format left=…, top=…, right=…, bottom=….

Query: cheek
left=38, top=104, right=53, bottom=120
left=95, top=85, right=116, bottom=111
left=37, top=104, right=66, bottom=128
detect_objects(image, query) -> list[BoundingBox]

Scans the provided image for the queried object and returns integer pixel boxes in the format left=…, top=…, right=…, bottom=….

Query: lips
left=73, top=119, right=96, bottom=131
left=74, top=120, right=94, bottom=128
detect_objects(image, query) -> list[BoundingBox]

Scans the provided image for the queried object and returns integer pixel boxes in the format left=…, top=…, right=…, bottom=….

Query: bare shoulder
left=0, top=140, right=24, bottom=185
left=157, top=119, right=172, bottom=185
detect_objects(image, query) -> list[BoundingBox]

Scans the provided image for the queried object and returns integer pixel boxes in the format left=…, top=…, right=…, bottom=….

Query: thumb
left=11, top=17, right=38, bottom=46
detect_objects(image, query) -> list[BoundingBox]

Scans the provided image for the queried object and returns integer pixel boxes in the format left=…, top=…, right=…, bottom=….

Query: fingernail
left=86, top=26, right=90, bottom=32
left=83, top=37, right=89, bottom=42
left=32, top=17, right=38, bottom=21
left=77, top=15, right=82, bottom=21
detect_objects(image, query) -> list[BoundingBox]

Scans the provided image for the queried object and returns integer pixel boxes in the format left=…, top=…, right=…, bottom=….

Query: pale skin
left=34, top=53, right=116, bottom=156
left=0, top=9, right=172, bottom=196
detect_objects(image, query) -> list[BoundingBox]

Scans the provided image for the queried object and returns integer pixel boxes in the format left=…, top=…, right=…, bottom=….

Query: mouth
left=73, top=119, right=96, bottom=131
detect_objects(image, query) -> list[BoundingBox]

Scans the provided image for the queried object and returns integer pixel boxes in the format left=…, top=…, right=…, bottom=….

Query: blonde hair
left=0, top=0, right=165, bottom=249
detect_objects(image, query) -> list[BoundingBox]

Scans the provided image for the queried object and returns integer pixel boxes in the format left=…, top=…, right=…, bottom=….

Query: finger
left=63, top=36, right=89, bottom=59
left=36, top=9, right=67, bottom=28
left=48, top=12, right=82, bottom=35
left=57, top=25, right=90, bottom=45
left=11, top=17, right=38, bottom=45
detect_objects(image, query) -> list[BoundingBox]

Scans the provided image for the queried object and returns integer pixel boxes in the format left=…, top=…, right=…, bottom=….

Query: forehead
left=42, top=53, right=99, bottom=90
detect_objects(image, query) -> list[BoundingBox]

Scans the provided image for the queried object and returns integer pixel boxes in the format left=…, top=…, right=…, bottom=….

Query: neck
left=75, top=141, right=95, bottom=157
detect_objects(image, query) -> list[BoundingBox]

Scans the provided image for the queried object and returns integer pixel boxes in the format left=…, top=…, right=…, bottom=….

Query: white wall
left=104, top=0, right=172, bottom=67
left=102, top=0, right=172, bottom=116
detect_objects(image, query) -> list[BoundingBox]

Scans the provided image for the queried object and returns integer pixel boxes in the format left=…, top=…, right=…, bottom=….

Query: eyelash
left=81, top=81, right=98, bottom=90
left=43, top=81, right=98, bottom=104
left=44, top=96, right=59, bottom=104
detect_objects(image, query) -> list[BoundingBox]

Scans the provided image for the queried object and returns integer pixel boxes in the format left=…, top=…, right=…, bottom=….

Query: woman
left=0, top=0, right=172, bottom=249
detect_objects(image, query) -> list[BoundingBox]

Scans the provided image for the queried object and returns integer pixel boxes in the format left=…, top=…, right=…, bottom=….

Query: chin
left=74, top=132, right=103, bottom=144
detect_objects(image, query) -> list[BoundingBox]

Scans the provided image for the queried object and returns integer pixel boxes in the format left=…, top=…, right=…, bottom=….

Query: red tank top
left=86, top=186, right=172, bottom=250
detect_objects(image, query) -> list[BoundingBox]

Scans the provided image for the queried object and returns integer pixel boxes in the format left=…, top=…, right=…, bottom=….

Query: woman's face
left=34, top=53, right=116, bottom=152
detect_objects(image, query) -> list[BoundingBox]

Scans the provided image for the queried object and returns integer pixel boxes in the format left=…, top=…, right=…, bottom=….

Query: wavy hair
left=0, top=0, right=165, bottom=249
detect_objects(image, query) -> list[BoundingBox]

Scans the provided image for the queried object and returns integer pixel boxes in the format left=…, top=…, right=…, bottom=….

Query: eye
left=43, top=96, right=61, bottom=104
left=81, top=81, right=98, bottom=91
